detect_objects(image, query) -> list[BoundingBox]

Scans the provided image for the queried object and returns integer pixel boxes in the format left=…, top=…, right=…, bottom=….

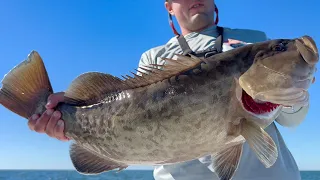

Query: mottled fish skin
left=61, top=76, right=242, bottom=164
left=58, top=37, right=316, bottom=165
left=56, top=39, right=260, bottom=165
left=0, top=35, right=318, bottom=179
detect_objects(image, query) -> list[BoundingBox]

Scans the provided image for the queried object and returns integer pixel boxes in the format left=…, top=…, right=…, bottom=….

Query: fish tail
left=0, top=51, right=53, bottom=119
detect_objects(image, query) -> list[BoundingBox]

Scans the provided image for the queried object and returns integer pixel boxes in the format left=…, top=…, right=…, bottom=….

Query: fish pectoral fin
left=70, top=143, right=128, bottom=175
left=240, top=120, right=278, bottom=168
left=64, top=72, right=126, bottom=106
left=211, top=144, right=243, bottom=180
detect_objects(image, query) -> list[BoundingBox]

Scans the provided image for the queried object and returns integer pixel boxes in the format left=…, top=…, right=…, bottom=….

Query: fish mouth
left=239, top=86, right=309, bottom=120
left=240, top=89, right=282, bottom=119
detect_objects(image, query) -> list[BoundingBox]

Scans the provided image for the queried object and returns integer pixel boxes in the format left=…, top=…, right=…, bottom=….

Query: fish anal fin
left=241, top=120, right=278, bottom=168
left=0, top=51, right=53, bottom=119
left=64, top=72, right=127, bottom=106
left=212, top=144, right=243, bottom=180
left=70, top=143, right=128, bottom=175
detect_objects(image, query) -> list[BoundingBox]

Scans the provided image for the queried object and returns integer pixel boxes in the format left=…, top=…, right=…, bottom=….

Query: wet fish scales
left=0, top=35, right=318, bottom=180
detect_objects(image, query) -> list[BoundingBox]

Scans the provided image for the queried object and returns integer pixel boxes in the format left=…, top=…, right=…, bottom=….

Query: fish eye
left=274, top=43, right=286, bottom=52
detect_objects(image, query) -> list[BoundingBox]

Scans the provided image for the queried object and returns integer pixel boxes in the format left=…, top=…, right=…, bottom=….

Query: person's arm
left=136, top=51, right=153, bottom=75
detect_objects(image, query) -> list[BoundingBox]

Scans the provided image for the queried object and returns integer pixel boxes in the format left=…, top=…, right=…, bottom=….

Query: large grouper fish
left=0, top=35, right=318, bottom=180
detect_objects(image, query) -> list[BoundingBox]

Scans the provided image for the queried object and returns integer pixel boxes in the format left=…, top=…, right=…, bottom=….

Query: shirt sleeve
left=136, top=52, right=151, bottom=76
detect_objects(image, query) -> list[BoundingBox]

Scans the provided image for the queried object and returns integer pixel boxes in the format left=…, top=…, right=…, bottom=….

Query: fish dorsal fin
left=64, top=72, right=127, bottom=106
left=122, top=54, right=203, bottom=88
left=64, top=54, right=202, bottom=105
left=70, top=143, right=128, bottom=175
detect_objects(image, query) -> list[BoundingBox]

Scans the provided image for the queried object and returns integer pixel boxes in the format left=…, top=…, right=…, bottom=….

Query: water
left=0, top=170, right=153, bottom=180
left=0, top=170, right=319, bottom=180
left=301, top=171, right=320, bottom=180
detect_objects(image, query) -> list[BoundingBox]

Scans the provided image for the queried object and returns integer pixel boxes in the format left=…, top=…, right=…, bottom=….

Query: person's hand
left=27, top=92, right=69, bottom=141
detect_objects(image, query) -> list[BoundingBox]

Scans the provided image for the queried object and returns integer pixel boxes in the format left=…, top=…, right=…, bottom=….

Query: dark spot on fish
left=168, top=144, right=175, bottom=149
left=160, top=135, right=167, bottom=142
left=174, top=117, right=180, bottom=123
left=195, top=121, right=201, bottom=129
left=109, top=131, right=119, bottom=138
left=183, top=126, right=191, bottom=132
left=123, top=102, right=130, bottom=109
left=211, top=94, right=218, bottom=104
left=220, top=95, right=230, bottom=104
left=152, top=90, right=166, bottom=101
left=146, top=125, right=153, bottom=131
left=112, top=143, right=119, bottom=149
left=155, top=125, right=161, bottom=136
left=148, top=135, right=160, bottom=146
left=123, top=126, right=134, bottom=131
left=147, top=135, right=154, bottom=140
left=124, top=137, right=132, bottom=142
left=99, top=114, right=105, bottom=126
left=146, top=144, right=152, bottom=150
left=148, top=149, right=162, bottom=157
left=99, top=128, right=106, bottom=134
left=144, top=110, right=152, bottom=119
left=137, top=101, right=146, bottom=110
left=191, top=103, right=205, bottom=111
left=159, top=106, right=168, bottom=116
left=116, top=107, right=127, bottom=116
left=105, top=136, right=112, bottom=141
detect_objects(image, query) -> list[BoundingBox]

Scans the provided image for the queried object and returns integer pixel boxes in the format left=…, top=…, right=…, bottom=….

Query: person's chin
left=188, top=14, right=211, bottom=29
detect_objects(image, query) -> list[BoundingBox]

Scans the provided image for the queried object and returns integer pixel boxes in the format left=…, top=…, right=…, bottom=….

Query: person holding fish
left=25, top=0, right=316, bottom=179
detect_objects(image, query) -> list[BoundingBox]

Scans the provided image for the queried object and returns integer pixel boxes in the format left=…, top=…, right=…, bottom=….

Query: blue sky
left=0, top=0, right=319, bottom=171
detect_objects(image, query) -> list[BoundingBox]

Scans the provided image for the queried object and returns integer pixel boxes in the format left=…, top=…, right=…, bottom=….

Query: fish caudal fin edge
left=211, top=144, right=243, bottom=180
left=0, top=51, right=53, bottom=119
left=69, top=143, right=128, bottom=175
left=241, top=120, right=278, bottom=168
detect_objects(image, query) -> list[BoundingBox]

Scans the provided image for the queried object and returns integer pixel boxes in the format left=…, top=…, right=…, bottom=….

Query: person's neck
left=181, top=22, right=215, bottom=36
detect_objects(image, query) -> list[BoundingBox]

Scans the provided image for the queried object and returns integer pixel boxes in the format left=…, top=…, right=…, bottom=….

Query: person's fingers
left=28, top=114, right=40, bottom=131
left=45, top=110, right=61, bottom=138
left=33, top=109, right=54, bottom=133
left=46, top=92, right=65, bottom=109
left=54, top=120, right=69, bottom=141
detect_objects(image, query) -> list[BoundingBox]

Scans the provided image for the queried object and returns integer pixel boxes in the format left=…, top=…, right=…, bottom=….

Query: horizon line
left=0, top=169, right=319, bottom=171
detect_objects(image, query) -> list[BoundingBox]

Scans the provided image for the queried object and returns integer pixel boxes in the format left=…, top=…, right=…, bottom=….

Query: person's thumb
left=46, top=92, right=65, bottom=109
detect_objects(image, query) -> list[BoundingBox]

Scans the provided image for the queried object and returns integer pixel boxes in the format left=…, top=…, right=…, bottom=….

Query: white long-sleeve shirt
left=137, top=25, right=309, bottom=180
